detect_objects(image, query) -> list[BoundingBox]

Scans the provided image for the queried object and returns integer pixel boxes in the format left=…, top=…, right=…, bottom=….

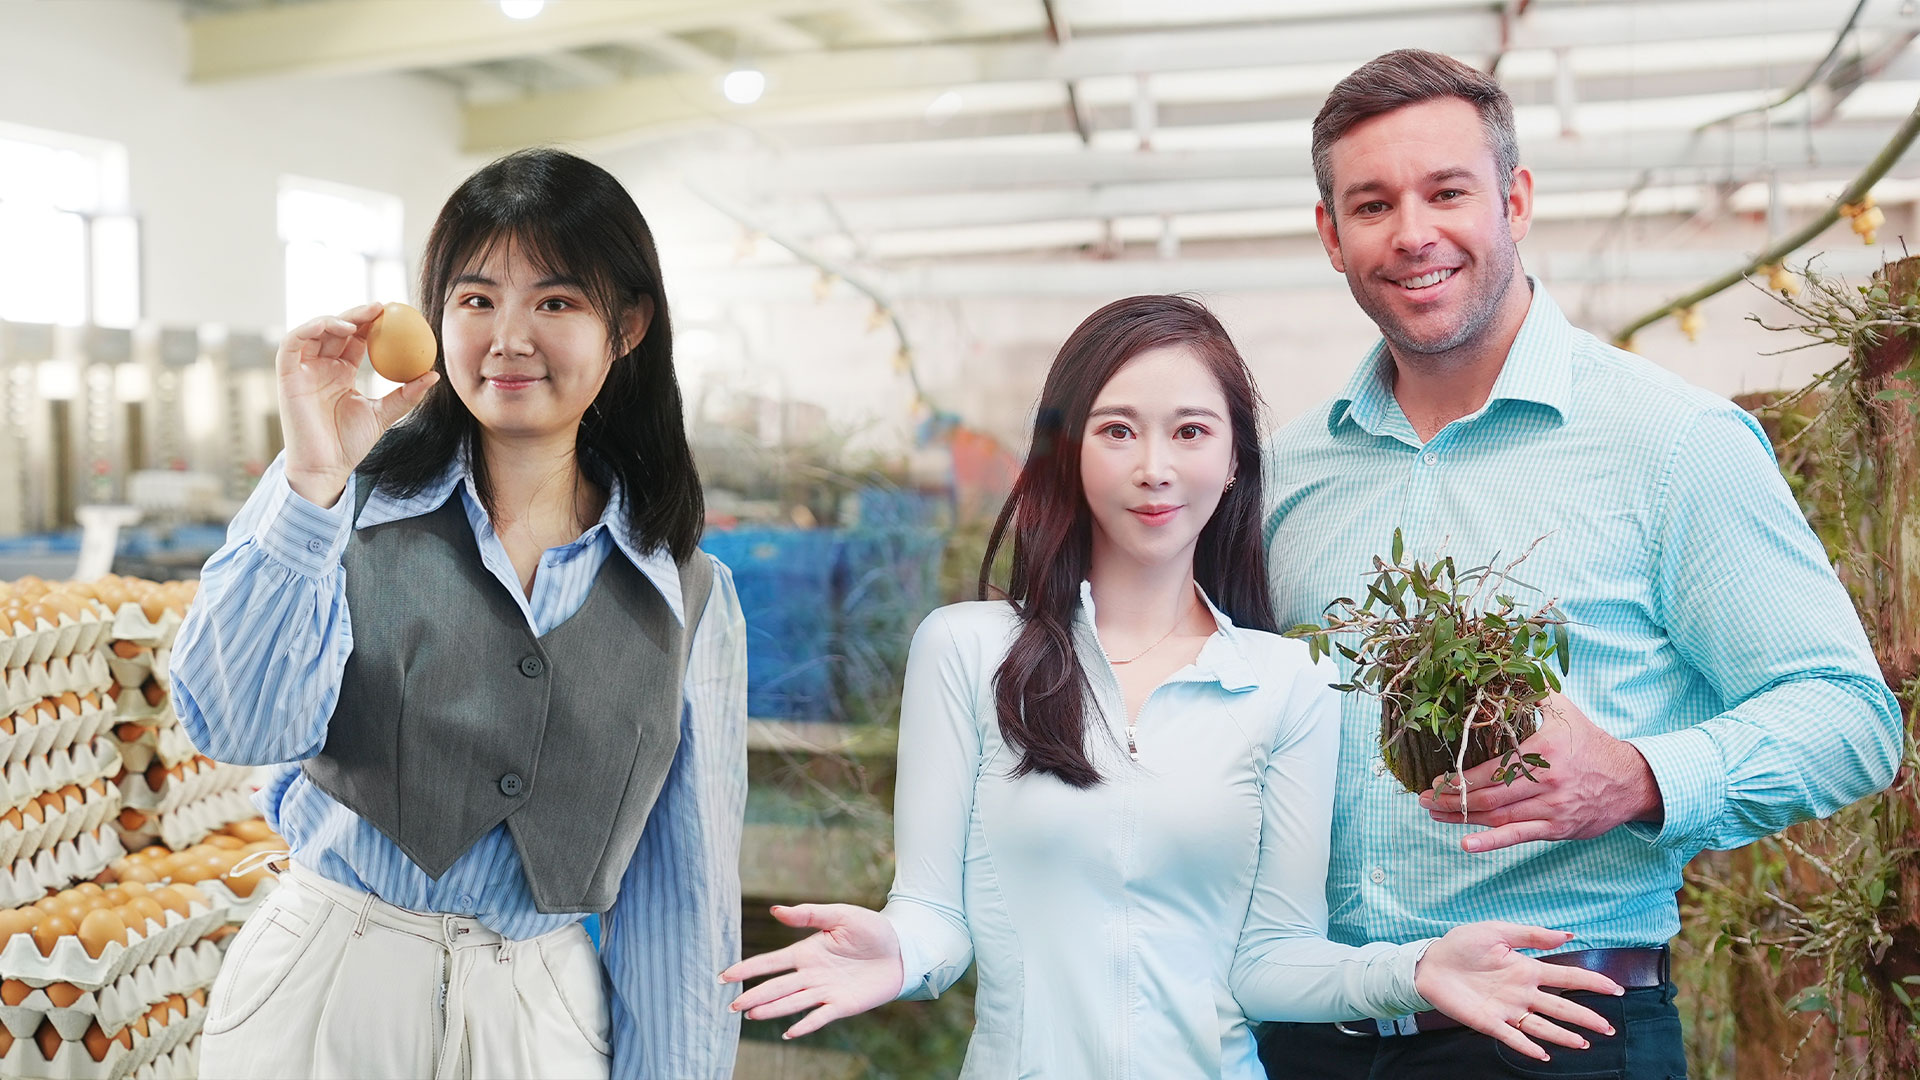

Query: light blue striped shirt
left=171, top=452, right=747, bottom=1080
left=1263, top=281, right=1901, bottom=953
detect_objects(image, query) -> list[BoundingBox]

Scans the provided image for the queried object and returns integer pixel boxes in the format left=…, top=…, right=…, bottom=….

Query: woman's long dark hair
left=980, top=295, right=1276, bottom=788
left=358, top=147, right=704, bottom=561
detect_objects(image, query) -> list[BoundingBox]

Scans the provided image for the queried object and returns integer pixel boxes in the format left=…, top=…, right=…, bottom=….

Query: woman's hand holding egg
left=279, top=302, right=440, bottom=509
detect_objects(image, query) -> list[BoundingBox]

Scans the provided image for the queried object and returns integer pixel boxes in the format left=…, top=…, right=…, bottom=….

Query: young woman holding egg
left=720, top=295, right=1622, bottom=1077
left=172, top=149, right=747, bottom=1080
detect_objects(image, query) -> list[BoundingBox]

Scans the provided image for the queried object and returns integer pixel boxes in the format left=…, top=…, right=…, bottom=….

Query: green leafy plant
left=1286, top=530, right=1571, bottom=794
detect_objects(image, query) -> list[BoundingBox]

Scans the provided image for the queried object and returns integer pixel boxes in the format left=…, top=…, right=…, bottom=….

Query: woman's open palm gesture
left=278, top=302, right=438, bottom=507
left=1415, top=923, right=1624, bottom=1061
left=719, top=903, right=905, bottom=1039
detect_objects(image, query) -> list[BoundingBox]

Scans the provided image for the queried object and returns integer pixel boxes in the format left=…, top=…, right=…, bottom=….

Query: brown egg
left=79, top=691, right=98, bottom=709
left=189, top=987, right=207, bottom=1007
left=19, top=801, right=42, bottom=826
left=87, top=778, right=107, bottom=797
left=0, top=978, right=29, bottom=1005
left=34, top=1019, right=60, bottom=1062
left=33, top=699, right=55, bottom=721
left=138, top=844, right=169, bottom=861
left=2, top=806, right=21, bottom=830
left=206, top=834, right=244, bottom=850
left=54, top=691, right=79, bottom=713
left=146, top=1001, right=168, bottom=1028
left=226, top=866, right=274, bottom=898
left=119, top=864, right=159, bottom=887
left=57, top=784, right=81, bottom=808
left=81, top=1020, right=112, bottom=1062
left=140, top=679, right=164, bottom=708
left=44, top=982, right=83, bottom=1008
left=123, top=896, right=166, bottom=934
left=0, top=714, right=11, bottom=735
left=78, top=907, right=125, bottom=958
left=149, top=888, right=188, bottom=917
left=138, top=594, right=166, bottom=623
left=143, top=761, right=169, bottom=792
left=0, top=1024, right=11, bottom=1055
left=31, top=896, right=64, bottom=918
left=163, top=883, right=206, bottom=911
left=109, top=640, right=143, bottom=660
left=31, top=914, right=73, bottom=957
left=113, top=723, right=145, bottom=744
left=165, top=992, right=186, bottom=1019
left=36, top=791, right=63, bottom=815
left=0, top=906, right=39, bottom=945
left=366, top=301, right=438, bottom=382
left=129, top=1014, right=148, bottom=1039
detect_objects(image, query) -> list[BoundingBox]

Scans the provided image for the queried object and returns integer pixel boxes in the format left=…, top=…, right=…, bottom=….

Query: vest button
left=518, top=655, right=545, bottom=678
left=499, top=772, right=524, bottom=797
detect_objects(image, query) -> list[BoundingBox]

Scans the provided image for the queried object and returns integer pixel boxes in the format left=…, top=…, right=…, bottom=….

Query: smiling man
left=1258, top=49, right=1901, bottom=1079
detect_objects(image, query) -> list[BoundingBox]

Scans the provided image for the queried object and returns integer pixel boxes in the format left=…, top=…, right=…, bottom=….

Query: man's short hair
left=1311, top=49, right=1519, bottom=220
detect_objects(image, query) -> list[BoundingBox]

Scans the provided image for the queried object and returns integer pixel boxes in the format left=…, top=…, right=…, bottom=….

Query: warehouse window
left=0, top=124, right=138, bottom=328
left=278, top=176, right=406, bottom=330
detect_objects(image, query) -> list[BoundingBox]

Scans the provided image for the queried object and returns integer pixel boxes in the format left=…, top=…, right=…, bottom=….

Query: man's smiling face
left=1315, top=96, right=1531, bottom=363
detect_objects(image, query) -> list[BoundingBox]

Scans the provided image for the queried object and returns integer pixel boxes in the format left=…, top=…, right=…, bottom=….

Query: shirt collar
left=1329, top=276, right=1573, bottom=439
left=353, top=451, right=686, bottom=625
left=1074, top=580, right=1261, bottom=693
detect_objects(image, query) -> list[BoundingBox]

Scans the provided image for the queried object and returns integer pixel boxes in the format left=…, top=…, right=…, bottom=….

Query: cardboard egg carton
left=117, top=760, right=249, bottom=817
left=0, top=998, right=205, bottom=1080
left=4, top=697, right=118, bottom=769
left=111, top=789, right=254, bottom=855
left=0, top=940, right=220, bottom=1042
left=5, top=655, right=112, bottom=717
left=101, top=681, right=171, bottom=728
left=100, top=646, right=166, bottom=702
left=99, top=727, right=191, bottom=780
left=0, top=605, right=111, bottom=672
left=103, top=607, right=183, bottom=655
left=0, top=828, right=127, bottom=910
left=0, top=784, right=122, bottom=869
left=4, top=737, right=125, bottom=804
left=0, top=893, right=224, bottom=993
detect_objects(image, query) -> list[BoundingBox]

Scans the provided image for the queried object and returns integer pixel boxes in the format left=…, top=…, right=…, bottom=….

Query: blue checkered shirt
left=1263, top=281, right=1901, bottom=952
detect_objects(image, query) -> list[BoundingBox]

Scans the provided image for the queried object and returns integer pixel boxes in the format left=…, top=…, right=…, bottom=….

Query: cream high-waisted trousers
left=199, top=866, right=611, bottom=1080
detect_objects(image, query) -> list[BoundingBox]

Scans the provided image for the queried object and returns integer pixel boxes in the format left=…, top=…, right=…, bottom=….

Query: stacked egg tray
left=89, top=578, right=255, bottom=855
left=0, top=819, right=289, bottom=1080
left=2, top=579, right=129, bottom=911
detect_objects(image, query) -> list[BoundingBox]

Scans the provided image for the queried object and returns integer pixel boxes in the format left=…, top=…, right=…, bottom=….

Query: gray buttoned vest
left=301, top=482, right=711, bottom=914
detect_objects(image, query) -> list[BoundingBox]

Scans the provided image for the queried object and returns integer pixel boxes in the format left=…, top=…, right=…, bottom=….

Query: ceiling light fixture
left=500, top=0, right=545, bottom=20
left=722, top=69, right=767, bottom=105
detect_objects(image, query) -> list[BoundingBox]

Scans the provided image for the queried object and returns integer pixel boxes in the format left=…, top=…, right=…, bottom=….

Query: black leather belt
left=1331, top=946, right=1670, bottom=1038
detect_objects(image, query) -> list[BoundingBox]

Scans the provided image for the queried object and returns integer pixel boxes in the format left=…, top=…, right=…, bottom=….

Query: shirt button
left=499, top=772, right=525, bottom=797
left=518, top=655, right=545, bottom=678
left=1372, top=759, right=1388, bottom=776
left=458, top=894, right=475, bottom=908
left=1370, top=867, right=1387, bottom=885
left=306, top=538, right=325, bottom=554
left=1423, top=452, right=1439, bottom=466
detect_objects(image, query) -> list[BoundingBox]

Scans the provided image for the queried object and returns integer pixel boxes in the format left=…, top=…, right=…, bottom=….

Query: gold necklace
left=1107, top=591, right=1197, bottom=665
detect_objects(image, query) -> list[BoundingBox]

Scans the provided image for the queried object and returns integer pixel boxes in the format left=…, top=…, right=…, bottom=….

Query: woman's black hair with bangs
left=357, top=147, right=704, bottom=561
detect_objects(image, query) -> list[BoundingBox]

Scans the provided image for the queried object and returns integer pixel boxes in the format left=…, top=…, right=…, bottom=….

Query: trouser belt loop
left=351, top=889, right=377, bottom=939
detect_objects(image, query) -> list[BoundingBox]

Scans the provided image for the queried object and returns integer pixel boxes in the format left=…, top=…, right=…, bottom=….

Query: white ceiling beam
left=673, top=244, right=1899, bottom=299
left=625, top=32, right=726, bottom=73
left=736, top=156, right=1916, bottom=237
left=712, top=119, right=1919, bottom=196
left=187, top=0, right=841, bottom=83
left=736, top=13, right=826, bottom=53
left=459, top=0, right=1920, bottom=149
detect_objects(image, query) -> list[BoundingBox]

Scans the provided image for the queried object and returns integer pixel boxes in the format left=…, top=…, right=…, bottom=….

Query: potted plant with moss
left=1287, top=530, right=1572, bottom=795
